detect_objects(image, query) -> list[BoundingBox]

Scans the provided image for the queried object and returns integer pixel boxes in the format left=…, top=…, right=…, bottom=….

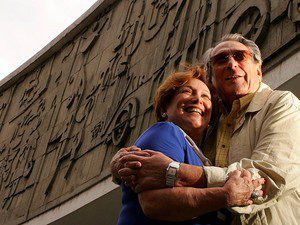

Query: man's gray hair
left=203, top=33, right=262, bottom=80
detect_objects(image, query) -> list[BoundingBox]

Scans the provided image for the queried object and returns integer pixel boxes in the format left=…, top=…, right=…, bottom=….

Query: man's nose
left=226, top=56, right=238, bottom=69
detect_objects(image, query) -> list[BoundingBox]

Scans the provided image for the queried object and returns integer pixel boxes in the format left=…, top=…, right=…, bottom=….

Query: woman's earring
left=162, top=113, right=168, bottom=119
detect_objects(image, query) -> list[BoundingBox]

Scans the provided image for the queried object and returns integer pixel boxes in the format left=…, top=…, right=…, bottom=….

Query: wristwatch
left=166, top=161, right=180, bottom=187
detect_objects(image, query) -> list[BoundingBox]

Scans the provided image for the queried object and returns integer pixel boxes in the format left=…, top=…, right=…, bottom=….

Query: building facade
left=0, top=0, right=299, bottom=224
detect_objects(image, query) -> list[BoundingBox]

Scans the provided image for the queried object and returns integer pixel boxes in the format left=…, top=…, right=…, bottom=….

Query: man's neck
left=222, top=93, right=250, bottom=113
left=222, top=96, right=240, bottom=113
left=220, top=82, right=262, bottom=112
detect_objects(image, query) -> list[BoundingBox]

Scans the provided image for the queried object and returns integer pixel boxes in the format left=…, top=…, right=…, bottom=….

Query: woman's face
left=166, top=78, right=212, bottom=138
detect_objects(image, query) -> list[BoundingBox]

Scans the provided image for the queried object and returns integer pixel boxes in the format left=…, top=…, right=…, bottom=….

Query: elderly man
left=111, top=34, right=300, bottom=224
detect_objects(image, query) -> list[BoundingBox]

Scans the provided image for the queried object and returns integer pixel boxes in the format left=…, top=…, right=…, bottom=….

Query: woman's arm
left=139, top=187, right=226, bottom=221
left=118, top=150, right=206, bottom=192
left=138, top=170, right=263, bottom=221
left=110, top=146, right=149, bottom=184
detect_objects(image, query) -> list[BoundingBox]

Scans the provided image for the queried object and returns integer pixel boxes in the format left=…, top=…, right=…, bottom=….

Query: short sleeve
left=134, top=122, right=186, bottom=162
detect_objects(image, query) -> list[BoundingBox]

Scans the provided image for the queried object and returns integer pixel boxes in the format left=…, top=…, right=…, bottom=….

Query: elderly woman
left=117, top=66, right=263, bottom=225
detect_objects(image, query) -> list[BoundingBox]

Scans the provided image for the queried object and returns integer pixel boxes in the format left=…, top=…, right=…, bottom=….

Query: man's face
left=210, top=40, right=262, bottom=104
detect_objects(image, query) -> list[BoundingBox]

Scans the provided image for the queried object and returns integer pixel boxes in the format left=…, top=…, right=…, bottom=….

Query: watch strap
left=166, top=161, right=180, bottom=187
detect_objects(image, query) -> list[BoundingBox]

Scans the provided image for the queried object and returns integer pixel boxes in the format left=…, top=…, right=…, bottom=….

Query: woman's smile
left=166, top=78, right=212, bottom=142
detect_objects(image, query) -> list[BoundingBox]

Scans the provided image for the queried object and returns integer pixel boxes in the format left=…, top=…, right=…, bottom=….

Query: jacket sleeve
left=203, top=91, right=300, bottom=214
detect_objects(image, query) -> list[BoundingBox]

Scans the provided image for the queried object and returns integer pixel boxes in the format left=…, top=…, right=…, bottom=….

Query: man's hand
left=224, top=170, right=265, bottom=206
left=119, top=150, right=173, bottom=192
left=110, top=146, right=150, bottom=184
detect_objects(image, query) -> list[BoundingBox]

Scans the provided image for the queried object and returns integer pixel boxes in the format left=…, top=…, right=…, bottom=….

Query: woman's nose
left=191, top=95, right=203, bottom=104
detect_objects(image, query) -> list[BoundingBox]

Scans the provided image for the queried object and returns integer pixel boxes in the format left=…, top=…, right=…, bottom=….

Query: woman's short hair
left=154, top=65, right=207, bottom=122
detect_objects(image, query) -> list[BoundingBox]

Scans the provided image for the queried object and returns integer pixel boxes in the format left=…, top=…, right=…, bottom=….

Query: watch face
left=166, top=162, right=180, bottom=187
left=168, top=167, right=177, bottom=175
left=169, top=161, right=180, bottom=169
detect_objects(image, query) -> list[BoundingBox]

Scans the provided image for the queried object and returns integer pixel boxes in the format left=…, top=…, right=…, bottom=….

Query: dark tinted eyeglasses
left=210, top=50, right=253, bottom=66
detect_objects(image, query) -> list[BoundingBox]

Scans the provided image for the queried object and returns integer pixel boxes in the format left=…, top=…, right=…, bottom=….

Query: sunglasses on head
left=210, top=50, right=253, bottom=66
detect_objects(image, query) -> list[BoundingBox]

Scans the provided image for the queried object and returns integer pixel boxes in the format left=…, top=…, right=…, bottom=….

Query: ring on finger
left=251, top=190, right=260, bottom=199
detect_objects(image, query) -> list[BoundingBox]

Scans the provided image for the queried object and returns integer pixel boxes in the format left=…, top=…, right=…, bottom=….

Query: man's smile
left=225, top=75, right=243, bottom=81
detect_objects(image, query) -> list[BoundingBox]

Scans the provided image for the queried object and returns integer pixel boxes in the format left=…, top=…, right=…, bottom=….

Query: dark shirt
left=117, top=122, right=219, bottom=225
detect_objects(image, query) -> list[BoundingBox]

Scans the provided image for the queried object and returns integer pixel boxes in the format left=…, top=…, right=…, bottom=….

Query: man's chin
left=226, top=86, right=249, bottom=96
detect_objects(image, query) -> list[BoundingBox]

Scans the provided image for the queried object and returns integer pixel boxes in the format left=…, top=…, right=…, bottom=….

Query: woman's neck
left=185, top=129, right=204, bottom=147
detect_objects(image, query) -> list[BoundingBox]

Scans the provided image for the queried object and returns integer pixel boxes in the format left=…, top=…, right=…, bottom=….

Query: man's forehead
left=211, top=40, right=249, bottom=57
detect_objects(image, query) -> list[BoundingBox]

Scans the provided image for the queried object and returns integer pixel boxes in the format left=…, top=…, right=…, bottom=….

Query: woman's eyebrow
left=182, top=86, right=211, bottom=96
left=184, top=85, right=194, bottom=89
left=202, top=90, right=211, bottom=95
left=180, top=85, right=193, bottom=90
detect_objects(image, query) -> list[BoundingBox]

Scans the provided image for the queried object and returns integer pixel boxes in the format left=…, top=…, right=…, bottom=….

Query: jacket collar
left=246, top=82, right=273, bottom=113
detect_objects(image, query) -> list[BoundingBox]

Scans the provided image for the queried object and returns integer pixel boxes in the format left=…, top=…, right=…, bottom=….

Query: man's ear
left=257, top=64, right=262, bottom=77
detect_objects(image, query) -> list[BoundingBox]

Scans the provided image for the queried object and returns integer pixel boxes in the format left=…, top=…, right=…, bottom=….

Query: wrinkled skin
left=112, top=146, right=264, bottom=206
left=224, top=170, right=264, bottom=206
left=110, top=146, right=148, bottom=184
left=118, top=149, right=172, bottom=192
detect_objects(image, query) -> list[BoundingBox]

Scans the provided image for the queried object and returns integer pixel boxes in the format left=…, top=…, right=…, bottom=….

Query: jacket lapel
left=232, top=83, right=273, bottom=134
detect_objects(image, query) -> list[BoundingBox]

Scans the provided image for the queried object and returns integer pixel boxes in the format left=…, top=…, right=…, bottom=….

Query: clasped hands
left=110, top=146, right=265, bottom=207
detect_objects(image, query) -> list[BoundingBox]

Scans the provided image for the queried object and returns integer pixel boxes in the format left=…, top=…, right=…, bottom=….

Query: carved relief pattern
left=0, top=0, right=298, bottom=224
left=0, top=94, right=47, bottom=224
left=223, top=0, right=270, bottom=45
left=144, top=0, right=169, bottom=42
left=0, top=87, right=14, bottom=132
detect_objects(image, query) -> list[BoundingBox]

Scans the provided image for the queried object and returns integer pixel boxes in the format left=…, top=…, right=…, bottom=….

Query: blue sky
left=0, top=0, right=98, bottom=81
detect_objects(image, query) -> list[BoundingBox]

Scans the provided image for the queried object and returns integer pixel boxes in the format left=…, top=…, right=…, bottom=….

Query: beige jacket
left=204, top=83, right=300, bottom=225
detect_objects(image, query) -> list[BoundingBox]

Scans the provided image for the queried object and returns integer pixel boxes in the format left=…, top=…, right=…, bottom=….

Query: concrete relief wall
left=0, top=0, right=299, bottom=224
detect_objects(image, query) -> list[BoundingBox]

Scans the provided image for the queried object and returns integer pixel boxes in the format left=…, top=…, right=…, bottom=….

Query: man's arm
left=204, top=92, right=300, bottom=214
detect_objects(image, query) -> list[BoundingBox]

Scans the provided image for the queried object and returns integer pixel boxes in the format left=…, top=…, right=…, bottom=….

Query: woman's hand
left=110, top=146, right=149, bottom=185
left=118, top=150, right=172, bottom=192
left=223, top=169, right=265, bottom=206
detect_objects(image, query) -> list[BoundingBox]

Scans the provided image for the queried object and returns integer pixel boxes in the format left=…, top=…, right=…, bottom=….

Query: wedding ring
left=251, top=190, right=260, bottom=199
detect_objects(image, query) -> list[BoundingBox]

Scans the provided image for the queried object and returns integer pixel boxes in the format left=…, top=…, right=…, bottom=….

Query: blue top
left=117, top=122, right=218, bottom=225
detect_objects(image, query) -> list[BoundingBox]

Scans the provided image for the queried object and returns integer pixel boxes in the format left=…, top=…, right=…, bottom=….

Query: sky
left=0, top=0, right=98, bottom=81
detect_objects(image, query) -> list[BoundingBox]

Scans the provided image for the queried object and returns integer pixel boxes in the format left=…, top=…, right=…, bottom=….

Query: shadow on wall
left=49, top=187, right=122, bottom=225
left=277, top=74, right=300, bottom=98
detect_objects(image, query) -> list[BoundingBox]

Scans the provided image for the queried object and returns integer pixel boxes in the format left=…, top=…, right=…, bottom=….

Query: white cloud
left=0, top=0, right=98, bottom=81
